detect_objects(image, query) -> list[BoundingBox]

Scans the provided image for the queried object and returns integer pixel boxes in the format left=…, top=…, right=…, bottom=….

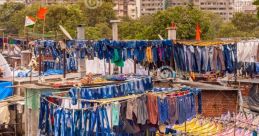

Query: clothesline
left=43, top=87, right=185, bottom=110
left=176, top=41, right=237, bottom=46
left=173, top=115, right=259, bottom=136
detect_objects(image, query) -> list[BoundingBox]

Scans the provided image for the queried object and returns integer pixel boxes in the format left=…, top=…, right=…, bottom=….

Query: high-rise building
left=117, top=0, right=237, bottom=21
left=166, top=0, right=192, bottom=7
left=136, top=0, right=164, bottom=16
left=0, top=0, right=25, bottom=4
left=127, top=0, right=138, bottom=19
left=193, top=0, right=235, bottom=21
left=234, top=0, right=257, bottom=14
left=113, top=0, right=165, bottom=19
left=113, top=0, right=129, bottom=17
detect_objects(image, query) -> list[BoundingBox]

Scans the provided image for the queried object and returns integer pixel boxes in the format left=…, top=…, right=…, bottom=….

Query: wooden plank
left=221, top=78, right=259, bottom=84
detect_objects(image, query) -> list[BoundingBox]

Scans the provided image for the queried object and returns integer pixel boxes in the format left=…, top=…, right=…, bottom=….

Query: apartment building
left=128, top=0, right=138, bottom=19
left=116, top=0, right=236, bottom=21
left=234, top=0, right=257, bottom=14
left=166, top=0, right=235, bottom=21
left=166, top=0, right=192, bottom=7
left=137, top=0, right=164, bottom=16
left=193, top=0, right=235, bottom=21
left=113, top=0, right=129, bottom=17
left=0, top=0, right=25, bottom=4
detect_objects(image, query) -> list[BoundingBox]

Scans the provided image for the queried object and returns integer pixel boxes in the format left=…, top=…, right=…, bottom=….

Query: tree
left=232, top=13, right=259, bottom=32
left=119, top=15, right=153, bottom=40
left=78, top=0, right=116, bottom=27
left=0, top=1, right=116, bottom=39
left=0, top=2, right=25, bottom=34
left=119, top=6, right=223, bottom=40
left=253, top=0, right=259, bottom=18
left=85, top=23, right=112, bottom=40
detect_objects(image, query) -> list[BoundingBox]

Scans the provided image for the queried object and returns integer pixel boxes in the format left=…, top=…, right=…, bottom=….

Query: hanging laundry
left=147, top=93, right=158, bottom=124
left=111, top=49, right=124, bottom=67
left=112, top=102, right=120, bottom=126
left=146, top=47, right=153, bottom=63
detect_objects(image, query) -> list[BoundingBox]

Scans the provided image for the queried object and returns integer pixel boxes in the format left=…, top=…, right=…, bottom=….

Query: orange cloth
left=37, top=7, right=48, bottom=20
left=195, top=24, right=201, bottom=41
left=190, top=72, right=196, bottom=80
left=146, top=47, right=153, bottom=63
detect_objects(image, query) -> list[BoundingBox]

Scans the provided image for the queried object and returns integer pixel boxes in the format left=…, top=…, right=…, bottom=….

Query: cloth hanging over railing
left=38, top=86, right=201, bottom=136
left=66, top=39, right=173, bottom=66
left=33, top=40, right=78, bottom=73
left=237, top=40, right=259, bottom=76
left=172, top=112, right=259, bottom=136
left=38, top=75, right=202, bottom=136
left=173, top=42, right=237, bottom=73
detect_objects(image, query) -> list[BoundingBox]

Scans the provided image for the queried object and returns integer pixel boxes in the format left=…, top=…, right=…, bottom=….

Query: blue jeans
left=201, top=47, right=209, bottom=72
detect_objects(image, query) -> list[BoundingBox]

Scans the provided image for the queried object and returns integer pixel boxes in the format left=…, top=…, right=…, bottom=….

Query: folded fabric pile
left=105, top=74, right=127, bottom=81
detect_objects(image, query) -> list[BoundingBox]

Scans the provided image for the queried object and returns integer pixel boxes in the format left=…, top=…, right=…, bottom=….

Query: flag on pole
left=195, top=24, right=201, bottom=41
left=25, top=16, right=36, bottom=27
left=37, top=7, right=48, bottom=20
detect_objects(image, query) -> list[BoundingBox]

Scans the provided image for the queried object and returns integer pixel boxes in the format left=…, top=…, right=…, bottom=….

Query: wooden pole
left=42, top=16, right=46, bottom=40
left=134, top=59, right=136, bottom=74
left=2, top=31, right=4, bottom=53
left=38, top=47, right=42, bottom=77
left=63, top=49, right=66, bottom=78
left=108, top=62, right=111, bottom=75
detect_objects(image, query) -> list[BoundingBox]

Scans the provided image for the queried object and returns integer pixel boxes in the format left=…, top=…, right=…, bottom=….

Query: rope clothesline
left=41, top=87, right=185, bottom=110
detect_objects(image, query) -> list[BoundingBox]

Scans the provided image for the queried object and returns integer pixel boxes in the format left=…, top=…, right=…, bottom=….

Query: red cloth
left=147, top=93, right=158, bottom=124
left=37, top=7, right=48, bottom=20
left=195, top=24, right=201, bottom=41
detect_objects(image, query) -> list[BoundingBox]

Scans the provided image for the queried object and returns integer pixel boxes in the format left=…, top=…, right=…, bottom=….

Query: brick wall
left=201, top=90, right=238, bottom=117
left=154, top=81, right=239, bottom=117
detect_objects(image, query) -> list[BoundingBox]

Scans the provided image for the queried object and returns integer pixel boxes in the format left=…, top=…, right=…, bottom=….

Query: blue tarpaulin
left=0, top=81, right=13, bottom=100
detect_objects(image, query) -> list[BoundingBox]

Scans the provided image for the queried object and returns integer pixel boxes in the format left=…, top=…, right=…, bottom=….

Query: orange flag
left=195, top=24, right=201, bottom=41
left=37, top=7, right=48, bottom=20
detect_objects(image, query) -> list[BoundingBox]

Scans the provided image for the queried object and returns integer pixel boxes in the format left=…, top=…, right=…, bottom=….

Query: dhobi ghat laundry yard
left=1, top=37, right=258, bottom=136
left=0, top=2, right=259, bottom=136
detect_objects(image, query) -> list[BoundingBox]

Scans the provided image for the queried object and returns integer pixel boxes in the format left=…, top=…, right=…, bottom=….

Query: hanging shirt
left=112, top=102, right=121, bottom=126
left=237, top=40, right=259, bottom=62
left=106, top=104, right=113, bottom=128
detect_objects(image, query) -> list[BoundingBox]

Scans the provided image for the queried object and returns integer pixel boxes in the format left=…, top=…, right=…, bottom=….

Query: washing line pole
left=110, top=20, right=121, bottom=74
left=167, top=21, right=177, bottom=73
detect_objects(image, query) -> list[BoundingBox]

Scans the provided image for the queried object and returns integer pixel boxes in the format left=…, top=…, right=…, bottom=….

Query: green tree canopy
left=232, top=13, right=259, bottom=32
left=119, top=6, right=223, bottom=40
left=0, top=1, right=115, bottom=39
left=219, top=12, right=259, bottom=38
left=0, top=2, right=25, bottom=34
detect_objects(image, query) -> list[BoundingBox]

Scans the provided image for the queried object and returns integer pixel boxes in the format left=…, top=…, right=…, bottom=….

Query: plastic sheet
left=0, top=81, right=13, bottom=100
